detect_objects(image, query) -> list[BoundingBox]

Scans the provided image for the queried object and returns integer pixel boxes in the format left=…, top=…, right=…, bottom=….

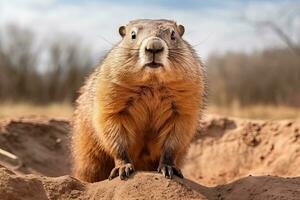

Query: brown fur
left=72, top=19, right=206, bottom=182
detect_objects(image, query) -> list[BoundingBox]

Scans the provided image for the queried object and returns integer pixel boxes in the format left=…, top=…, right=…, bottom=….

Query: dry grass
left=0, top=102, right=299, bottom=120
left=207, top=104, right=300, bottom=120
left=0, top=102, right=73, bottom=119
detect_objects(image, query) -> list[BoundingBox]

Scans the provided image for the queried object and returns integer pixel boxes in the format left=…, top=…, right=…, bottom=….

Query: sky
left=0, top=0, right=299, bottom=61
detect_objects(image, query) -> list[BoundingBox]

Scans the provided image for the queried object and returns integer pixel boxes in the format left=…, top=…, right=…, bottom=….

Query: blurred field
left=207, top=104, right=300, bottom=120
left=0, top=102, right=299, bottom=120
left=0, top=102, right=73, bottom=119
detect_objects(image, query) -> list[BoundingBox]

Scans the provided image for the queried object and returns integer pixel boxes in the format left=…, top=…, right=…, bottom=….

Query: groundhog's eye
left=171, top=30, right=176, bottom=40
left=131, top=31, right=136, bottom=40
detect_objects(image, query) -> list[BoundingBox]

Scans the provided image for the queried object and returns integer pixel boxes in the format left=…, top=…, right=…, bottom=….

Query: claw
left=108, top=163, right=134, bottom=180
left=108, top=167, right=119, bottom=180
left=125, top=165, right=133, bottom=177
left=158, top=164, right=184, bottom=179
left=167, top=166, right=173, bottom=178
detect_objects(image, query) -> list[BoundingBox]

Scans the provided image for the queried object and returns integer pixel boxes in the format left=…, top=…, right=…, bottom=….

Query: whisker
left=115, top=46, right=140, bottom=51
left=96, top=35, right=115, bottom=46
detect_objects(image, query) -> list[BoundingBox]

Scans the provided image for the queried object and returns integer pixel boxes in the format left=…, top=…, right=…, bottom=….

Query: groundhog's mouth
left=144, top=62, right=163, bottom=69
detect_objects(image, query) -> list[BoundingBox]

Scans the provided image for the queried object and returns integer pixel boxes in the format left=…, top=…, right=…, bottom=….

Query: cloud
left=0, top=0, right=299, bottom=61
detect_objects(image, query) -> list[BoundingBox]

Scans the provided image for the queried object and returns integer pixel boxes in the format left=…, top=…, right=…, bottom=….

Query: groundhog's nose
left=145, top=38, right=164, bottom=54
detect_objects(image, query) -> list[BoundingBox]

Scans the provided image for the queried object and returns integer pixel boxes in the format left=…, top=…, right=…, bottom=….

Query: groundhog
left=72, top=19, right=206, bottom=182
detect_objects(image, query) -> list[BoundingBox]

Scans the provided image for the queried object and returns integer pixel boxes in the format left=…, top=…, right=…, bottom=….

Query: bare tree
left=240, top=6, right=300, bottom=57
left=0, top=24, right=93, bottom=103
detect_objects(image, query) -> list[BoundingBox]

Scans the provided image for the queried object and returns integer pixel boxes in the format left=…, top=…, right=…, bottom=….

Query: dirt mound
left=1, top=166, right=300, bottom=200
left=0, top=116, right=71, bottom=176
left=183, top=115, right=300, bottom=186
left=0, top=115, right=300, bottom=199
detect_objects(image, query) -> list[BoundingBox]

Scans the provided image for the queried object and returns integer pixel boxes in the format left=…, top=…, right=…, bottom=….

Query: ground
left=0, top=115, right=300, bottom=199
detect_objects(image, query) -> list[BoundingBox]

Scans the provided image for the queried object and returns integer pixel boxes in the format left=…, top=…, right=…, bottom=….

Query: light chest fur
left=93, top=78, right=202, bottom=170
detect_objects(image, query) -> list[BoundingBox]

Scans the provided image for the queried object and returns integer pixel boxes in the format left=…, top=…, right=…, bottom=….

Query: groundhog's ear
left=178, top=24, right=185, bottom=37
left=119, top=26, right=126, bottom=37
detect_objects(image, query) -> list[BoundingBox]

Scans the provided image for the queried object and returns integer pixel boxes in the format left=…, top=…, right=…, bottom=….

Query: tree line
left=0, top=24, right=299, bottom=106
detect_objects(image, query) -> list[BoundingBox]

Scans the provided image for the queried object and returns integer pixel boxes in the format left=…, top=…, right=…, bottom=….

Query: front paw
left=157, top=164, right=184, bottom=179
left=108, top=163, right=134, bottom=180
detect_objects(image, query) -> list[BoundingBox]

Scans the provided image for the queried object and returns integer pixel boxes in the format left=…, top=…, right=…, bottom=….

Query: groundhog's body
left=72, top=19, right=206, bottom=182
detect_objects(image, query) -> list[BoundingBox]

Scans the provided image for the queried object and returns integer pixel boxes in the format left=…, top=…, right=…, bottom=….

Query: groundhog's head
left=104, top=19, right=201, bottom=83
left=119, top=19, right=185, bottom=69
